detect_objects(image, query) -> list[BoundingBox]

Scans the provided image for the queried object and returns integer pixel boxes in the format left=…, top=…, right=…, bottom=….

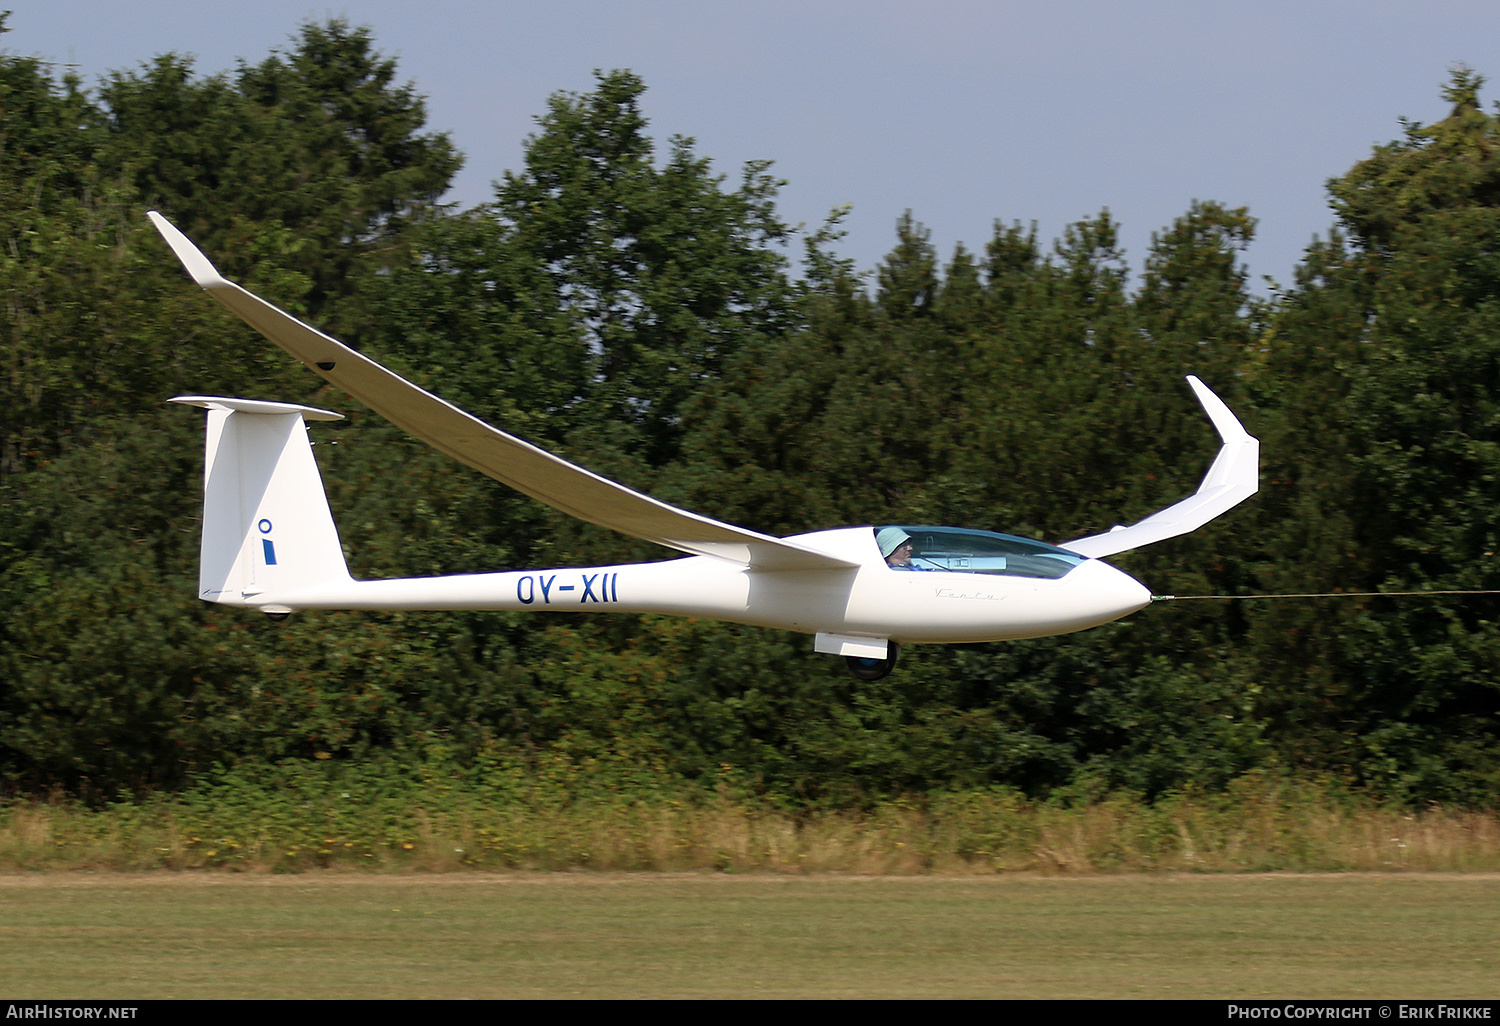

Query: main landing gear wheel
left=845, top=642, right=900, bottom=681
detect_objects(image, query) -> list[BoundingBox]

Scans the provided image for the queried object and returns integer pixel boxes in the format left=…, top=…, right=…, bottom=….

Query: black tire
left=844, top=642, right=900, bottom=681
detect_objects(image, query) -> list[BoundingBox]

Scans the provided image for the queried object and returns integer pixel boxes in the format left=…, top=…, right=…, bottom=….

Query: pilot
left=877, top=527, right=923, bottom=570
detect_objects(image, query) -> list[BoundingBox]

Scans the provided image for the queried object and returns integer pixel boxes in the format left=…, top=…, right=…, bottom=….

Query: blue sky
left=10, top=1, right=1500, bottom=293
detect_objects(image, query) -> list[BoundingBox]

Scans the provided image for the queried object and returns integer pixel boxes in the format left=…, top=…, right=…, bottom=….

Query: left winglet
left=1062, top=376, right=1258, bottom=558
left=149, top=212, right=230, bottom=289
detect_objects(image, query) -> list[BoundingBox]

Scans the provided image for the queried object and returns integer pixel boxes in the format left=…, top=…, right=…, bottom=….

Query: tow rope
left=1152, top=590, right=1500, bottom=602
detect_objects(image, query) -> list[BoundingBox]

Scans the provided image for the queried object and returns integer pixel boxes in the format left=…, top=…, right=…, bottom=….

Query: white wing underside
left=149, top=211, right=855, bottom=572
left=1061, top=376, right=1259, bottom=558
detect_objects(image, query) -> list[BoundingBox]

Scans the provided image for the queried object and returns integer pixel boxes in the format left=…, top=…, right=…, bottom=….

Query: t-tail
left=171, top=396, right=352, bottom=616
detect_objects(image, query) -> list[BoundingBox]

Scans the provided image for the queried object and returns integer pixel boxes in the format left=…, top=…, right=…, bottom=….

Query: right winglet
left=1062, top=376, right=1258, bottom=559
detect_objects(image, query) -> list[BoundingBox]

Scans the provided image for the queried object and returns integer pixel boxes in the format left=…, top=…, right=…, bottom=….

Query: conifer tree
left=1244, top=69, right=1500, bottom=800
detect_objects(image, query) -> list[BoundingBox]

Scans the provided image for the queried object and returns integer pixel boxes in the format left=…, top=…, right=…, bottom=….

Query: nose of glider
left=1068, top=557, right=1153, bottom=627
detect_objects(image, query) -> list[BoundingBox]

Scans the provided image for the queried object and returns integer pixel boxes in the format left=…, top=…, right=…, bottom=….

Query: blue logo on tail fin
left=258, top=519, right=277, bottom=565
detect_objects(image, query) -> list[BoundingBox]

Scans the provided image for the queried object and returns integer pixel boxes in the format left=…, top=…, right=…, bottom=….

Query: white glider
left=151, top=211, right=1258, bottom=680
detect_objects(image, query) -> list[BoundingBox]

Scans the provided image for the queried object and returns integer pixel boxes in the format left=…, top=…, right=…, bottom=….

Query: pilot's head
left=876, top=527, right=913, bottom=566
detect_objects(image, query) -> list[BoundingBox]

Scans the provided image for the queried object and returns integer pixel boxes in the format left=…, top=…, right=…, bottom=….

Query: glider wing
left=150, top=211, right=856, bottom=572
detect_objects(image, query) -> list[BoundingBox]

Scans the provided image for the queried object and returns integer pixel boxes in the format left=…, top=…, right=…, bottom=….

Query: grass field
left=2, top=872, right=1497, bottom=999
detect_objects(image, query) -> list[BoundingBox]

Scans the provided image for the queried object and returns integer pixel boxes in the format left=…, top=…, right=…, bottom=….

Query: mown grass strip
left=1, top=873, right=1497, bottom=999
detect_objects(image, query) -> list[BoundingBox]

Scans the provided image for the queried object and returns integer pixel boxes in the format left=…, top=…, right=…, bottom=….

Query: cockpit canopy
left=875, top=526, right=1087, bottom=579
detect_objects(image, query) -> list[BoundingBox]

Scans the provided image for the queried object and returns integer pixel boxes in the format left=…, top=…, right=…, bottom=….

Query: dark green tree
left=1239, top=69, right=1500, bottom=802
left=95, top=19, right=460, bottom=328
left=0, top=18, right=475, bottom=791
left=486, top=70, right=798, bottom=468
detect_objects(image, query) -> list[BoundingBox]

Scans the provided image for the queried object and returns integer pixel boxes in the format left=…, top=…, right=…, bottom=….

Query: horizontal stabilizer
left=170, top=396, right=344, bottom=421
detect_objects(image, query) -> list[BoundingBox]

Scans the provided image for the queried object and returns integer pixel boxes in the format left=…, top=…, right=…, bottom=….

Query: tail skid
left=172, top=397, right=352, bottom=611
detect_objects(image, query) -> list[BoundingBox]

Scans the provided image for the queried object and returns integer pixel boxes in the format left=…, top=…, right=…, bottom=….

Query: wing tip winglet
left=1185, top=374, right=1252, bottom=444
left=1061, top=375, right=1259, bottom=558
left=148, top=210, right=230, bottom=290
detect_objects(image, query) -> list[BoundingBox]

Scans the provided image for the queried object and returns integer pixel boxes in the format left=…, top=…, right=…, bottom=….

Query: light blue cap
left=876, top=527, right=911, bottom=558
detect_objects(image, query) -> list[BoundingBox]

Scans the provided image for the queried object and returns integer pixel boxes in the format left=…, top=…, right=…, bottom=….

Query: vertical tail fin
left=171, top=397, right=351, bottom=610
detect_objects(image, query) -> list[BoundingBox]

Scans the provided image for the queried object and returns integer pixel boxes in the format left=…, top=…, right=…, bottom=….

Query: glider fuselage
left=226, top=526, right=1151, bottom=645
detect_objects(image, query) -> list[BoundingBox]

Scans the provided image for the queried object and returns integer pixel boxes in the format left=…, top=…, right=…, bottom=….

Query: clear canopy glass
left=876, top=526, right=1087, bottom=579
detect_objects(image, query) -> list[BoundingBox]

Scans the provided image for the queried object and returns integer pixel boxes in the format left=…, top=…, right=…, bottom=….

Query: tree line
left=2, top=16, right=1496, bottom=806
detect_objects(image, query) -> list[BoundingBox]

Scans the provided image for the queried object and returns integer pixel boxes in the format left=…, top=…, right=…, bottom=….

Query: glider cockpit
left=875, top=526, right=1088, bottom=579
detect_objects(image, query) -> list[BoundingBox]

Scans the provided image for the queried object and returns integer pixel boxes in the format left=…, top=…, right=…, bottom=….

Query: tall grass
left=2, top=769, right=1497, bottom=873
